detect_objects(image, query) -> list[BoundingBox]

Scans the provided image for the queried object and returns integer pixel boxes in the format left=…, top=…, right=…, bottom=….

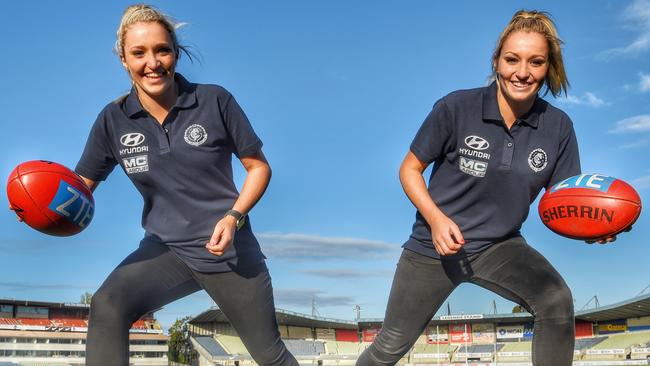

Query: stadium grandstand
left=0, top=298, right=168, bottom=365
left=187, top=293, right=650, bottom=365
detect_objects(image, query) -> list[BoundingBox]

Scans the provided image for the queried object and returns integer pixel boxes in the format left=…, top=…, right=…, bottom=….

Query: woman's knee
left=362, top=328, right=414, bottom=365
left=535, top=281, right=574, bottom=320
left=248, top=341, right=298, bottom=366
left=89, top=284, right=136, bottom=325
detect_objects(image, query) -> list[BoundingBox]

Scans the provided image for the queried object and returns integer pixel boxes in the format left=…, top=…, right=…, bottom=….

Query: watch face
left=236, top=215, right=246, bottom=230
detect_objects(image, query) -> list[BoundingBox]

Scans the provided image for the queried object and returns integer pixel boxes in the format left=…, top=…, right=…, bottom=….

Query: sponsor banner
left=628, top=325, right=650, bottom=331
left=585, top=348, right=625, bottom=355
left=574, top=362, right=649, bottom=366
left=631, top=347, right=650, bottom=353
left=523, top=322, right=534, bottom=340
left=496, top=324, right=524, bottom=339
left=413, top=363, right=531, bottom=366
left=129, top=328, right=161, bottom=334
left=455, top=352, right=492, bottom=358
left=449, top=323, right=472, bottom=343
left=413, top=353, right=448, bottom=359
left=598, top=319, right=627, bottom=334
left=427, top=325, right=449, bottom=344
left=49, top=326, right=88, bottom=333
left=471, top=323, right=495, bottom=344
left=17, top=325, right=47, bottom=331
left=439, top=314, right=484, bottom=321
left=574, top=350, right=581, bottom=355
left=498, top=351, right=531, bottom=357
left=627, top=316, right=650, bottom=327
left=362, top=328, right=380, bottom=342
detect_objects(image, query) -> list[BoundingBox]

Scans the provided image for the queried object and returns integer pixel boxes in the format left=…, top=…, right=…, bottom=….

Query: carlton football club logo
left=464, top=135, right=490, bottom=150
left=528, top=148, right=548, bottom=172
left=184, top=124, right=208, bottom=146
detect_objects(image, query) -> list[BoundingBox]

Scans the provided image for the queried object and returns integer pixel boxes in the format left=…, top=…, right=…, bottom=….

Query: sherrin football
left=6, top=160, right=94, bottom=236
left=538, top=174, right=642, bottom=240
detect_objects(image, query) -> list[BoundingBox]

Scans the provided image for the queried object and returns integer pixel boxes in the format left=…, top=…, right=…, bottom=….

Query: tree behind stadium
left=168, top=316, right=193, bottom=363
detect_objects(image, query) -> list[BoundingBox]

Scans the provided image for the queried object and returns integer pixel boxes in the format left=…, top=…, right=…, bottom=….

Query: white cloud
left=300, top=268, right=393, bottom=278
left=640, top=72, right=650, bottom=92
left=558, top=92, right=607, bottom=107
left=609, top=115, right=650, bottom=133
left=631, top=174, right=650, bottom=188
left=600, top=0, right=650, bottom=58
left=257, top=232, right=400, bottom=261
left=0, top=282, right=91, bottom=291
left=620, top=137, right=650, bottom=148
left=274, top=288, right=355, bottom=307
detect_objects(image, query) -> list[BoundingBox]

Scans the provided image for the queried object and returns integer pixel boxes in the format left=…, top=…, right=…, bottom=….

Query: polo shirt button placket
left=501, top=138, right=515, bottom=169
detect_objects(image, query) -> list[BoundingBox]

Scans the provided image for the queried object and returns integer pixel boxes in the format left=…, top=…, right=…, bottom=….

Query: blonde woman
left=357, top=10, right=614, bottom=366
left=76, top=5, right=297, bottom=365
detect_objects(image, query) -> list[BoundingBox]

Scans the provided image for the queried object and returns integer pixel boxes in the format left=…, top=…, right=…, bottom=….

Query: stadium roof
left=0, top=298, right=89, bottom=309
left=190, top=307, right=357, bottom=329
left=358, top=312, right=535, bottom=326
left=575, top=293, right=650, bottom=322
left=189, top=293, right=650, bottom=329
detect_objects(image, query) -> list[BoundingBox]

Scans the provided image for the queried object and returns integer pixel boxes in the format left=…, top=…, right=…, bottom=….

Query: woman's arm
left=206, top=150, right=271, bottom=256
left=79, top=175, right=99, bottom=193
left=399, top=151, right=464, bottom=256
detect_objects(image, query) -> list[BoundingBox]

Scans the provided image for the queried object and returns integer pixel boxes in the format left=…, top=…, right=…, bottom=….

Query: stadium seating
left=574, top=336, right=607, bottom=350
left=51, top=318, right=87, bottom=328
left=131, top=320, right=148, bottom=329
left=410, top=343, right=456, bottom=362
left=496, top=342, right=532, bottom=363
left=594, top=330, right=650, bottom=349
left=194, top=336, right=229, bottom=357
left=283, top=339, right=325, bottom=356
left=0, top=318, right=20, bottom=325
left=580, top=330, right=650, bottom=361
left=457, top=344, right=503, bottom=353
left=18, top=318, right=53, bottom=326
left=324, top=340, right=365, bottom=355
left=215, top=334, right=249, bottom=356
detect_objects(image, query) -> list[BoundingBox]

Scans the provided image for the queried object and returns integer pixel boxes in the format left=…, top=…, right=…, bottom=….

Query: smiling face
left=121, top=21, right=177, bottom=102
left=495, top=30, right=549, bottom=107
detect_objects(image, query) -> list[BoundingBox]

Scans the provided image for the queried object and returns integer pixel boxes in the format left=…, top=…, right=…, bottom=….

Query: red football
left=6, top=160, right=94, bottom=236
left=538, top=174, right=642, bottom=240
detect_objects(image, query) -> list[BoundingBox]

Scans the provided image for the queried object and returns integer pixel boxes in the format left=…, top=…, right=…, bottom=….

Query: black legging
left=357, top=236, right=575, bottom=366
left=86, top=239, right=298, bottom=366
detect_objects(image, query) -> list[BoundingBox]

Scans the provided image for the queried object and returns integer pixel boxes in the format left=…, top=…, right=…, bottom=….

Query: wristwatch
left=224, top=209, right=246, bottom=230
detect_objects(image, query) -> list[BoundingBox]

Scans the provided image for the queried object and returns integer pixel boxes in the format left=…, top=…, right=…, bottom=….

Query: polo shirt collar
left=482, top=81, right=541, bottom=128
left=123, top=73, right=197, bottom=118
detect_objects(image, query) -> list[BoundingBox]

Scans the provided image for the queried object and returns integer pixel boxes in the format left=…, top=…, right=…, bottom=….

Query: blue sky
left=2, top=0, right=650, bottom=332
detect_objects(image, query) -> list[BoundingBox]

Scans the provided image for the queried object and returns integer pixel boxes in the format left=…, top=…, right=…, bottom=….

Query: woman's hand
left=205, top=150, right=270, bottom=257
left=205, top=215, right=238, bottom=256
left=585, top=226, right=632, bottom=245
left=428, top=211, right=465, bottom=256
left=9, top=205, right=24, bottom=222
left=399, top=151, right=465, bottom=256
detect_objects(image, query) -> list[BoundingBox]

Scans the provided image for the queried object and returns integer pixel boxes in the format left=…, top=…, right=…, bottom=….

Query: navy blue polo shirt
left=75, top=73, right=265, bottom=272
left=405, top=82, right=581, bottom=259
